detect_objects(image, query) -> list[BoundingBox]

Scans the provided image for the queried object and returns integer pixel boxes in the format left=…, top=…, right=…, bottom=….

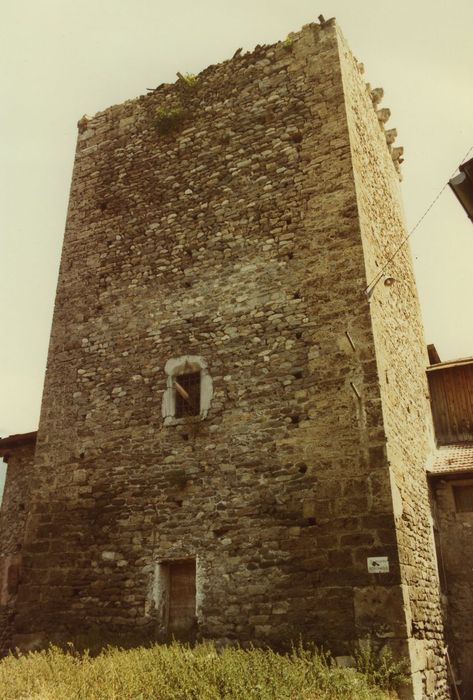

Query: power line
left=365, top=144, right=473, bottom=296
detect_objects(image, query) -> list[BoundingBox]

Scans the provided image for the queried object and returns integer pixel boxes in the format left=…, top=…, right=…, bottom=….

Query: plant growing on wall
left=152, top=72, right=200, bottom=136
left=282, top=33, right=295, bottom=49
left=154, top=106, right=188, bottom=135
left=178, top=72, right=199, bottom=89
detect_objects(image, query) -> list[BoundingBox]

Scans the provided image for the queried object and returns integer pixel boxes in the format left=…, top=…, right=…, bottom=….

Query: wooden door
left=168, top=560, right=196, bottom=636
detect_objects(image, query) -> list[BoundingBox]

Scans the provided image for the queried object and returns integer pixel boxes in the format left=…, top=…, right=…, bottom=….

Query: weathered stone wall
left=0, top=443, right=36, bottom=654
left=11, top=19, right=447, bottom=698
left=431, top=477, right=473, bottom=698
left=336, top=27, right=448, bottom=699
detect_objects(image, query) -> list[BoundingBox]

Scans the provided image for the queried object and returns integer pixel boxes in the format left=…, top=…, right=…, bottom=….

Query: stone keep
left=11, top=19, right=448, bottom=699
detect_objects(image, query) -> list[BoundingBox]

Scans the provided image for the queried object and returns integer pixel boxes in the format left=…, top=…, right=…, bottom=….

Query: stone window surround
left=161, top=355, right=213, bottom=426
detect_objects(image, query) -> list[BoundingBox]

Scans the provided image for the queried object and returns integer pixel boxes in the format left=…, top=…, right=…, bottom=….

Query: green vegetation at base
left=0, top=641, right=402, bottom=699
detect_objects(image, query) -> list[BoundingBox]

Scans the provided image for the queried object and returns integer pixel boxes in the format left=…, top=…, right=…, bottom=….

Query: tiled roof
left=428, top=443, right=473, bottom=476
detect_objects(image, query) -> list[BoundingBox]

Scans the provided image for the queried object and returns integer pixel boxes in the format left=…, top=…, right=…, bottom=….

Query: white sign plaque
left=367, top=556, right=389, bottom=574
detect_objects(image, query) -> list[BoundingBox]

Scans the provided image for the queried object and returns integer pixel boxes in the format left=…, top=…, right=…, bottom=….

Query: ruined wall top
left=76, top=17, right=403, bottom=178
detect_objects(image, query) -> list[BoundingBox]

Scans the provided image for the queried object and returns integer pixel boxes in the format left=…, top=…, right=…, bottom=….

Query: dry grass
left=0, top=642, right=398, bottom=699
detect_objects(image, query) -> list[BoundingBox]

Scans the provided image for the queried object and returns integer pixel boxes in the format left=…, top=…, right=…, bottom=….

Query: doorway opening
left=157, top=558, right=196, bottom=638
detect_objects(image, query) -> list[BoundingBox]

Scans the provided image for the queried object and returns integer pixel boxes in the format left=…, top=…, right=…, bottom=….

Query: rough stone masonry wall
left=0, top=444, right=35, bottom=654
left=432, top=478, right=473, bottom=698
left=15, top=19, right=423, bottom=683
left=336, top=28, right=448, bottom=699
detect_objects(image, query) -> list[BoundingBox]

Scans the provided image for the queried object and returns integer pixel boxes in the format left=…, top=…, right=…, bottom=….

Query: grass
left=0, top=642, right=400, bottom=700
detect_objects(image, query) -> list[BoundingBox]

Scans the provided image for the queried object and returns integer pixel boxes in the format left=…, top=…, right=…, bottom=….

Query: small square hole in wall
left=174, top=372, right=201, bottom=418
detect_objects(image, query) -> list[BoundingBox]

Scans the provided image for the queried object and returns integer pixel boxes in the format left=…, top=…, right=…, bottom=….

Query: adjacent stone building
left=0, top=18, right=454, bottom=699
left=427, top=351, right=473, bottom=698
left=0, top=432, right=37, bottom=655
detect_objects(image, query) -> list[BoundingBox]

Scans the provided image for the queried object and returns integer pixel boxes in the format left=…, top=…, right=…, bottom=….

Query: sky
left=0, top=0, right=472, bottom=485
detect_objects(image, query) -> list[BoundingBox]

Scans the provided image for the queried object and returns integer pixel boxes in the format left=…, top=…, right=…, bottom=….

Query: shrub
left=282, top=34, right=295, bottom=49
left=0, top=641, right=399, bottom=699
left=354, top=636, right=410, bottom=691
left=154, top=106, right=187, bottom=135
left=180, top=72, right=199, bottom=88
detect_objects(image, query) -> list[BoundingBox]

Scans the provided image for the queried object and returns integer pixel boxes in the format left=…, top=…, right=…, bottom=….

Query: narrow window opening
left=6, top=562, right=20, bottom=596
left=453, top=484, right=473, bottom=512
left=174, top=372, right=201, bottom=418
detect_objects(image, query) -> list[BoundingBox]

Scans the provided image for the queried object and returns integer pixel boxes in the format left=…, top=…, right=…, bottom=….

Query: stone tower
left=10, top=19, right=448, bottom=699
